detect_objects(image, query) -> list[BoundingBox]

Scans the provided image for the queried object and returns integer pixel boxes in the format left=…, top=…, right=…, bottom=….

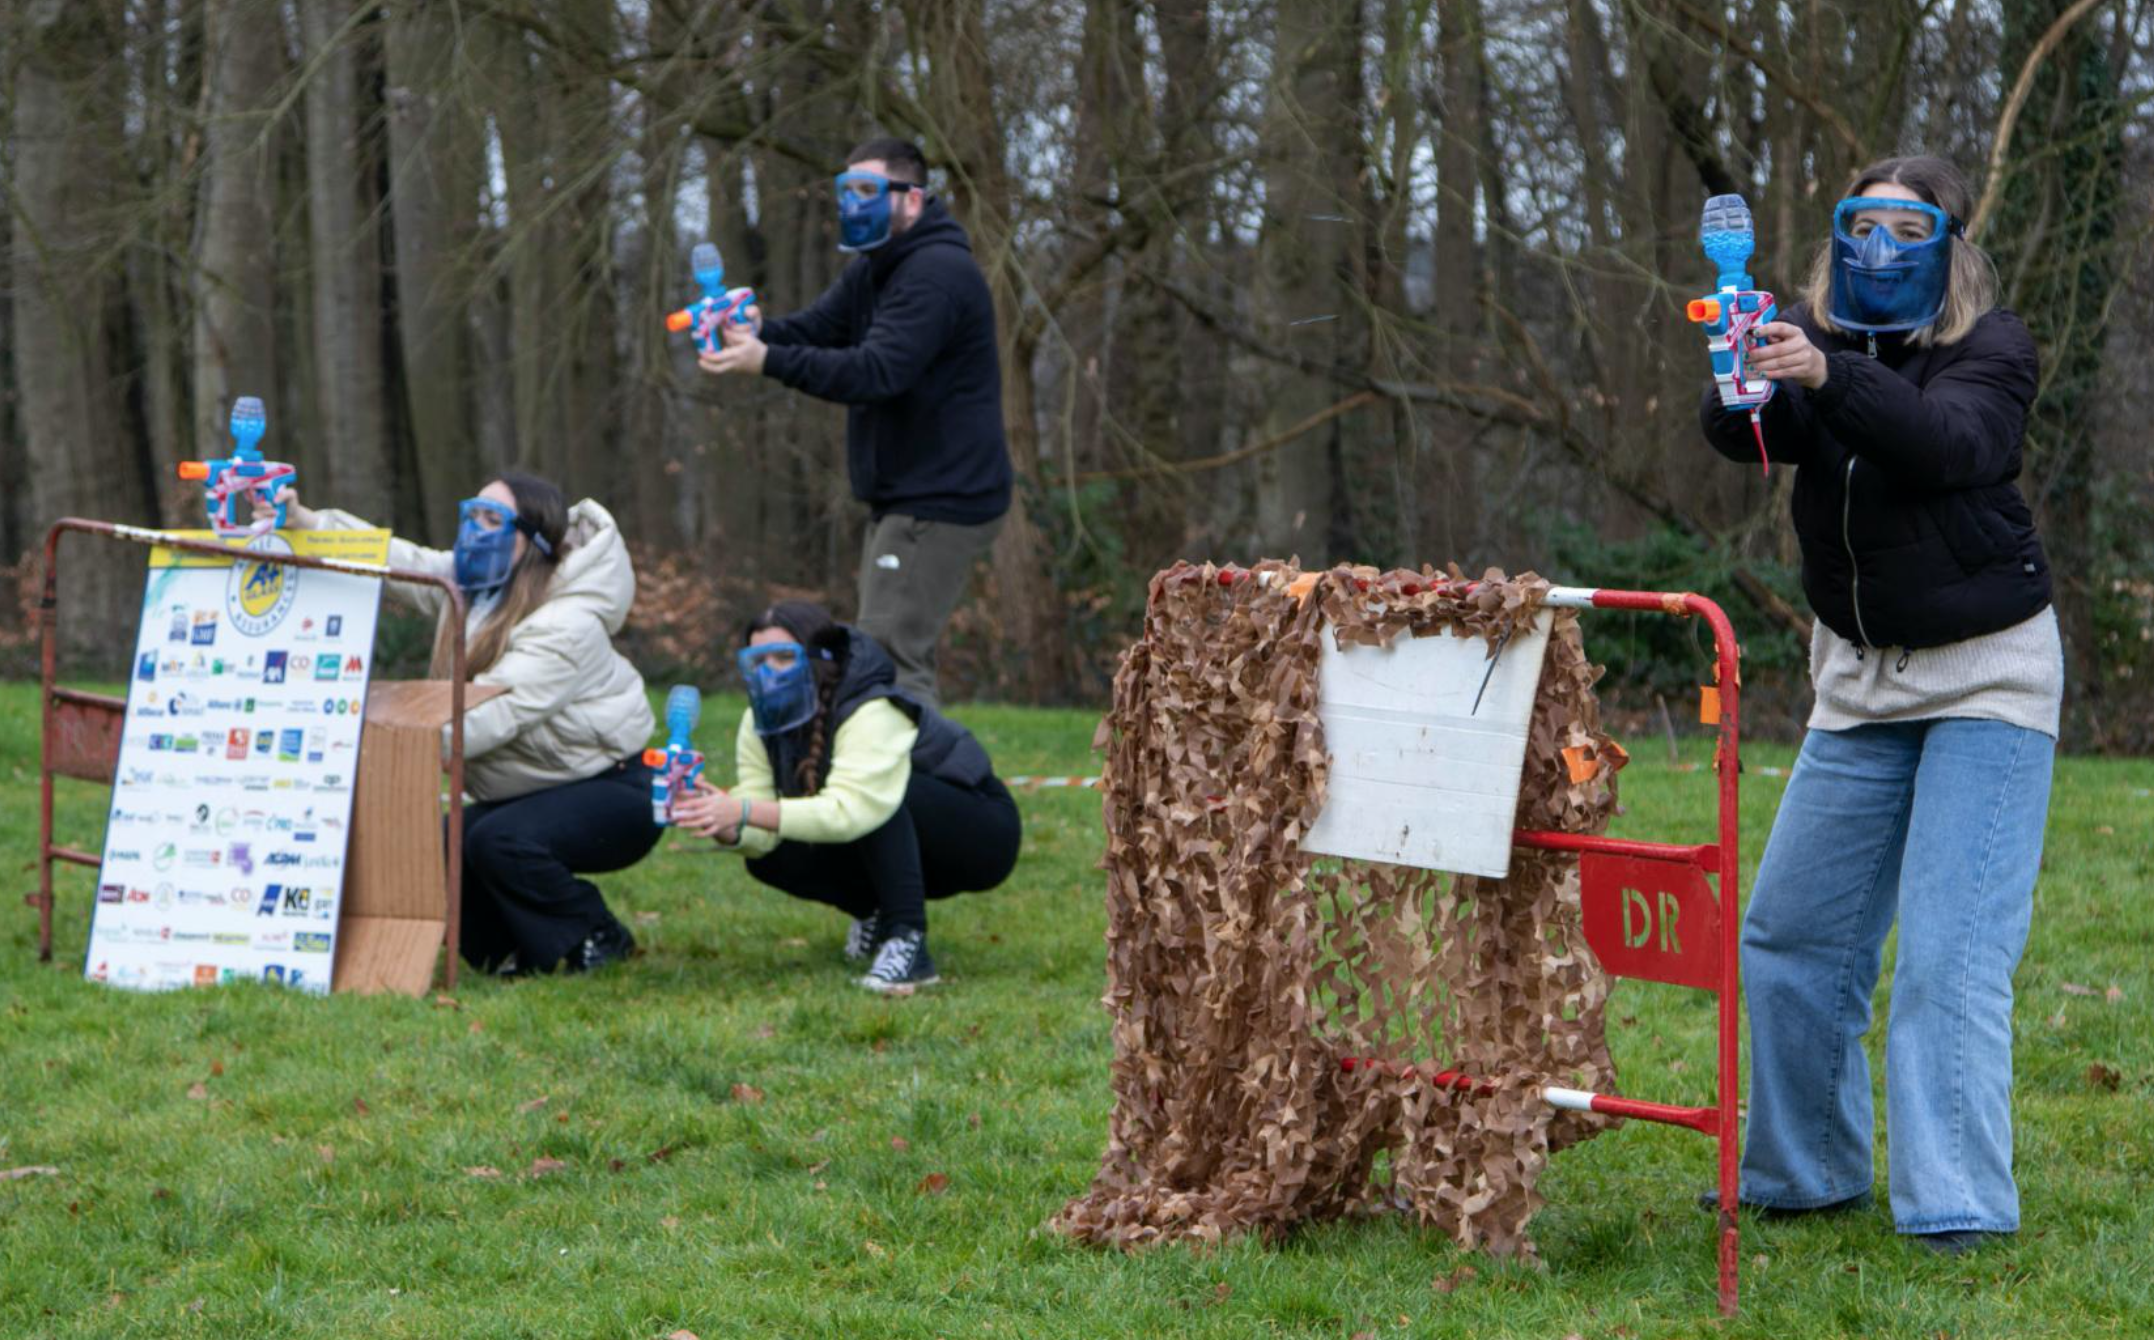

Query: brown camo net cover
left=1053, top=560, right=1627, bottom=1259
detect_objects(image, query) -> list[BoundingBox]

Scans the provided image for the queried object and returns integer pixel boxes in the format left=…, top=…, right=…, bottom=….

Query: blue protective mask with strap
left=738, top=641, right=830, bottom=736
left=1829, top=197, right=1961, bottom=334
left=835, top=170, right=916, bottom=254
left=453, top=497, right=552, bottom=598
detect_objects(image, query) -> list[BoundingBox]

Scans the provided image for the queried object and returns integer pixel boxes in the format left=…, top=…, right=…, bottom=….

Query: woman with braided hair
left=673, top=600, right=1021, bottom=991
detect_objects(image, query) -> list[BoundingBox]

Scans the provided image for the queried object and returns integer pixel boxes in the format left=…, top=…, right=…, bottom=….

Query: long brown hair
left=1801, top=155, right=1998, bottom=348
left=428, top=472, right=570, bottom=678
left=745, top=600, right=848, bottom=794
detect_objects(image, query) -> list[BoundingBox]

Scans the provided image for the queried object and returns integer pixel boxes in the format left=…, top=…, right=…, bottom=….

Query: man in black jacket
left=698, top=137, right=1011, bottom=707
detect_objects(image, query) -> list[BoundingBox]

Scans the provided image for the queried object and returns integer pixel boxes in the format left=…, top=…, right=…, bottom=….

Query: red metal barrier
left=29, top=518, right=474, bottom=989
left=1339, top=584, right=1747, bottom=1314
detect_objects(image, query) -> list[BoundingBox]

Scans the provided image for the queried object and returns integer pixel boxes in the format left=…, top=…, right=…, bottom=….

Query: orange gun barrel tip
left=1686, top=298, right=1721, bottom=322
left=642, top=748, right=666, bottom=766
left=664, top=310, right=694, bottom=333
left=177, top=461, right=210, bottom=480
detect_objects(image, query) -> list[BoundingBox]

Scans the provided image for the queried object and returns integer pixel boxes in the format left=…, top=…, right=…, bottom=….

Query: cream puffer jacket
left=317, top=500, right=655, bottom=802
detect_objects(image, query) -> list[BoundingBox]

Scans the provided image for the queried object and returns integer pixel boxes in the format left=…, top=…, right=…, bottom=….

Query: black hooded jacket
left=760, top=199, right=1012, bottom=526
left=767, top=627, right=994, bottom=800
left=1699, top=303, right=2050, bottom=649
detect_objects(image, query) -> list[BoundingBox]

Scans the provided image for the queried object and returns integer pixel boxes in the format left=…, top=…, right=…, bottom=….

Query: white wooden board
left=1302, top=608, right=1553, bottom=879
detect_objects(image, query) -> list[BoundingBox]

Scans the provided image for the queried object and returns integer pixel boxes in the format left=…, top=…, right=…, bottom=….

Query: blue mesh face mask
left=453, top=497, right=551, bottom=598
left=738, top=640, right=831, bottom=736
left=1829, top=197, right=1961, bottom=334
left=834, top=170, right=916, bottom=253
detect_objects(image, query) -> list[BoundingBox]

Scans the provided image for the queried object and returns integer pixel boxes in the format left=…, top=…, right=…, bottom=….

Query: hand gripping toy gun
left=644, top=685, right=706, bottom=826
left=663, top=242, right=755, bottom=356
left=1687, top=194, right=1776, bottom=475
left=177, top=397, right=297, bottom=536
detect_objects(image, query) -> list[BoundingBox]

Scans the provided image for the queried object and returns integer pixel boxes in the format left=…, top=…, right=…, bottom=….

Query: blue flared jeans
left=1738, top=718, right=2054, bottom=1233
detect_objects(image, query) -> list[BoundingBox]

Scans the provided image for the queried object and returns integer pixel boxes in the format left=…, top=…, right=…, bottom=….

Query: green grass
left=1, top=681, right=2150, bottom=1338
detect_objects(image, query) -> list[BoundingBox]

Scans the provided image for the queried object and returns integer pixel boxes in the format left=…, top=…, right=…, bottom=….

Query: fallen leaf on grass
left=648, top=1145, right=678, bottom=1163
left=0, top=1166, right=60, bottom=1181
left=432, top=993, right=460, bottom=1010
left=1211, top=1284, right=1231, bottom=1305
left=730, top=1083, right=764, bottom=1105
left=316, top=1145, right=335, bottom=1165
left=667, top=1331, right=698, bottom=1340
left=467, top=1020, right=484, bottom=1035
left=2087, top=1064, right=2122, bottom=1092
left=353, top=1097, right=370, bottom=1116
left=2096, top=825, right=2116, bottom=836
left=2061, top=982, right=2101, bottom=997
left=185, top=1082, right=208, bottom=1101
left=1431, top=1265, right=1478, bottom=1294
left=916, top=1172, right=950, bottom=1195
left=608, top=1159, right=626, bottom=1173
left=209, top=1060, right=224, bottom=1077
left=518, top=1095, right=549, bottom=1114
left=2106, top=985, right=2125, bottom=1004
left=464, top=1166, right=502, bottom=1179
left=805, top=1160, right=830, bottom=1175
left=967, top=1112, right=982, bottom=1130
left=780, top=937, right=809, bottom=949
left=889, top=1136, right=910, bottom=1152
left=634, top=911, right=662, bottom=926
left=863, top=1239, right=887, bottom=1258
left=1353, top=1332, right=1375, bottom=1339
left=753, top=1023, right=777, bottom=1040
left=528, top=1157, right=568, bottom=1178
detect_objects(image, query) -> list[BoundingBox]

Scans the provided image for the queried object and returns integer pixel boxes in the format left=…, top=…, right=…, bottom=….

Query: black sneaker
left=843, top=913, right=882, bottom=964
left=859, top=928, right=938, bottom=993
left=565, top=919, right=636, bottom=974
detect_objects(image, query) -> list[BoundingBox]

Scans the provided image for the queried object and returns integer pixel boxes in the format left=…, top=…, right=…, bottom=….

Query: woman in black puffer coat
left=1697, top=156, right=2061, bottom=1257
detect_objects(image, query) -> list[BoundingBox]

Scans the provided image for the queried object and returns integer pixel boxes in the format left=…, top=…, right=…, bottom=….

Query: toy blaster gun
left=178, top=397, right=297, bottom=536
left=1687, top=194, right=1775, bottom=475
left=643, top=684, right=706, bottom=826
left=664, top=242, right=755, bottom=356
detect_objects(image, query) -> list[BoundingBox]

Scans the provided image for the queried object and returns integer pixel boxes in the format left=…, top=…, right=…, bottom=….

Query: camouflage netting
left=1053, top=560, right=1627, bottom=1259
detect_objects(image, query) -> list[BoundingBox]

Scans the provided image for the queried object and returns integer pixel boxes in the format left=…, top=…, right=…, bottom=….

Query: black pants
left=745, top=772, right=1021, bottom=935
left=459, top=758, right=661, bottom=972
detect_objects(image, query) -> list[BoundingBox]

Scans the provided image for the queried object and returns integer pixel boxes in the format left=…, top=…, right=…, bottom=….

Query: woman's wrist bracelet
left=739, top=797, right=753, bottom=833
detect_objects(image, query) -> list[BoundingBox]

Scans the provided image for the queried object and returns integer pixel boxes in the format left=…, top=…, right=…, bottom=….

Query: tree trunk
left=384, top=0, right=481, bottom=543
left=12, top=0, right=150, bottom=652
left=1252, top=0, right=1366, bottom=564
left=301, top=0, right=392, bottom=524
left=192, top=0, right=284, bottom=471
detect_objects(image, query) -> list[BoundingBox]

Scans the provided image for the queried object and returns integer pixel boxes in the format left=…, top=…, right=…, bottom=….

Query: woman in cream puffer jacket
left=269, top=472, right=656, bottom=976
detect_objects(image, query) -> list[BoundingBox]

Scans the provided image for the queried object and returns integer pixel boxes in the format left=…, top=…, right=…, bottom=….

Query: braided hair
left=744, top=600, right=848, bottom=795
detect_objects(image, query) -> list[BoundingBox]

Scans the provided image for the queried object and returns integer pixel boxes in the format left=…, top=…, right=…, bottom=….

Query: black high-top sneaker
left=858, top=928, right=938, bottom=993
left=566, top=918, right=636, bottom=973
left=843, top=912, right=882, bottom=964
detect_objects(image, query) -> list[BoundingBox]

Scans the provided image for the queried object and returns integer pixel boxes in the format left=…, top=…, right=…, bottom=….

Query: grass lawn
left=1, top=679, right=2149, bottom=1339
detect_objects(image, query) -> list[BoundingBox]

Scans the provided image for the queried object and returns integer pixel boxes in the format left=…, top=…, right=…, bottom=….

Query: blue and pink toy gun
left=178, top=397, right=297, bottom=537
left=664, top=242, right=755, bottom=356
left=1687, top=194, right=1776, bottom=475
left=643, top=685, right=706, bottom=826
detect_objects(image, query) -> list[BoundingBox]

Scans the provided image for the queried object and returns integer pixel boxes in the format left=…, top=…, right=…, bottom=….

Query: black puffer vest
left=767, top=627, right=993, bottom=798
left=1699, top=305, right=2051, bottom=648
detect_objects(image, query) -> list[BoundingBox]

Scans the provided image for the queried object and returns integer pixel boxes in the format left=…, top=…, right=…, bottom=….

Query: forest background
left=4, top=0, right=2150, bottom=747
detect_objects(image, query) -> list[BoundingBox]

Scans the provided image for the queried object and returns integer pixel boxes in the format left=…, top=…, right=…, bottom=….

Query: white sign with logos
left=86, top=529, right=390, bottom=994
